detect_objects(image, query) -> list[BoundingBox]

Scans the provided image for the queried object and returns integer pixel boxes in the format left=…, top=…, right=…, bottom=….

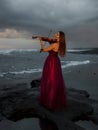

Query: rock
left=67, top=88, right=90, bottom=97
left=0, top=113, right=3, bottom=121
left=55, top=99, right=93, bottom=121
left=86, top=105, right=98, bottom=125
left=31, top=78, right=40, bottom=88
left=30, top=79, right=89, bottom=97
left=88, top=114, right=98, bottom=125
left=0, top=79, right=98, bottom=130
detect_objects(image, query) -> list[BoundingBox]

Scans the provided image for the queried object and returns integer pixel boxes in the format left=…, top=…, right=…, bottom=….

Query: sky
left=0, top=0, right=98, bottom=49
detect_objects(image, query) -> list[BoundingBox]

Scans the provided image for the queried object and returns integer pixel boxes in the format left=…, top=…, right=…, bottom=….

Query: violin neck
left=32, top=36, right=38, bottom=39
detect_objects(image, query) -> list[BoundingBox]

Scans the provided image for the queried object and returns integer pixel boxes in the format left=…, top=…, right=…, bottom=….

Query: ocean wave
left=10, top=69, right=42, bottom=74
left=62, top=60, right=90, bottom=68
left=0, top=60, right=90, bottom=77
left=0, top=49, right=38, bottom=55
left=0, top=69, right=42, bottom=77
left=0, top=48, right=94, bottom=55
left=67, top=49, right=92, bottom=52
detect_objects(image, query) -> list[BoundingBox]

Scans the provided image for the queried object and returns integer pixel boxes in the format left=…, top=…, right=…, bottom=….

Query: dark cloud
left=0, top=0, right=98, bottom=46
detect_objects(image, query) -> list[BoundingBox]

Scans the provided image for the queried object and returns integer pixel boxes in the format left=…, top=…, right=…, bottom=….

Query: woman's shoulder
left=52, top=43, right=59, bottom=51
left=52, top=43, right=59, bottom=46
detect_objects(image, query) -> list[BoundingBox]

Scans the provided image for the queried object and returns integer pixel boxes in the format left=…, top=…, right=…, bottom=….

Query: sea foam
left=0, top=60, right=90, bottom=77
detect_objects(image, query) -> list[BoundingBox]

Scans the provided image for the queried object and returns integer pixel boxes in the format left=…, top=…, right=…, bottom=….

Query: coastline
left=68, top=48, right=98, bottom=55
left=0, top=50, right=98, bottom=130
left=1, top=58, right=97, bottom=99
left=63, top=62, right=98, bottom=100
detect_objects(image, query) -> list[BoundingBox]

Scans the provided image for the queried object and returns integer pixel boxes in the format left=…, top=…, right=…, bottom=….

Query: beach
left=0, top=48, right=98, bottom=130
left=64, top=63, right=98, bottom=100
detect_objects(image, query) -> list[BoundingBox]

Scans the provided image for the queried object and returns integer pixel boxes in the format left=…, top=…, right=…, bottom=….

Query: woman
left=38, top=31, right=67, bottom=111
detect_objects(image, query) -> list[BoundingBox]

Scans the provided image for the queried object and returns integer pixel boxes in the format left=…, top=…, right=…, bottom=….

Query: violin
left=32, top=36, right=57, bottom=43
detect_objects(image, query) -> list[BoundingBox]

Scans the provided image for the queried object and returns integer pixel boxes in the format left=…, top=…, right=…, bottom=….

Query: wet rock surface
left=0, top=79, right=98, bottom=130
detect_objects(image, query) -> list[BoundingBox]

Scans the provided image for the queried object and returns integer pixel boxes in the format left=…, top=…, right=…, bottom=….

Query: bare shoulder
left=52, top=43, right=59, bottom=51
left=52, top=43, right=59, bottom=47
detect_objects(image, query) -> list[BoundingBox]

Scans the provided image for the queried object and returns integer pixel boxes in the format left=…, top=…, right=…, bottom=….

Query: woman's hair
left=58, top=31, right=66, bottom=57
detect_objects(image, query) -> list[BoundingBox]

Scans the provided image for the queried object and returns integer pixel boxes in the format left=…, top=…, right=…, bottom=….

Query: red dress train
left=39, top=50, right=67, bottom=110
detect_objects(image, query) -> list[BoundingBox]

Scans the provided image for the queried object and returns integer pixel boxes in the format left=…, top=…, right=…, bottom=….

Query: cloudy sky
left=0, top=0, right=98, bottom=49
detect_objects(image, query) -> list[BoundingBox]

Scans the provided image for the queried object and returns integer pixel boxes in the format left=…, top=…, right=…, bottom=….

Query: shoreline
left=0, top=62, right=98, bottom=130
left=68, top=48, right=98, bottom=55
left=0, top=62, right=97, bottom=98
left=63, top=63, right=98, bottom=100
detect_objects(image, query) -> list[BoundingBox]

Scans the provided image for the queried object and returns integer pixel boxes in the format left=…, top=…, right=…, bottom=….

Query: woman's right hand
left=38, top=36, right=42, bottom=41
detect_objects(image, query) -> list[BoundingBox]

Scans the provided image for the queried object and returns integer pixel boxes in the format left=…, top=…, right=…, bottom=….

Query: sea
left=0, top=48, right=97, bottom=80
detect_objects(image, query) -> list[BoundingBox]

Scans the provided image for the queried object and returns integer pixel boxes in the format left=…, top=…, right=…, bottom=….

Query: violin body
left=32, top=36, right=57, bottom=43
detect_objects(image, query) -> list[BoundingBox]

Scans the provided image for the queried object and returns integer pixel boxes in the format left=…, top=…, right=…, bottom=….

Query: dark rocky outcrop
left=0, top=79, right=98, bottom=130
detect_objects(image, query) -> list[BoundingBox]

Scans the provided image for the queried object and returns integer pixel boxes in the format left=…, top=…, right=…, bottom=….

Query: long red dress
left=39, top=50, right=67, bottom=110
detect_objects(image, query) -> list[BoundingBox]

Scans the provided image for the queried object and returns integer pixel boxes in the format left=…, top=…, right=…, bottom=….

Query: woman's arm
left=41, top=37, right=57, bottom=43
left=32, top=36, right=57, bottom=43
left=39, top=37, right=55, bottom=52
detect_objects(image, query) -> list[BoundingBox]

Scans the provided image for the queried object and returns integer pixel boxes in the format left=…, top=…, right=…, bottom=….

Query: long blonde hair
left=58, top=31, right=66, bottom=57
